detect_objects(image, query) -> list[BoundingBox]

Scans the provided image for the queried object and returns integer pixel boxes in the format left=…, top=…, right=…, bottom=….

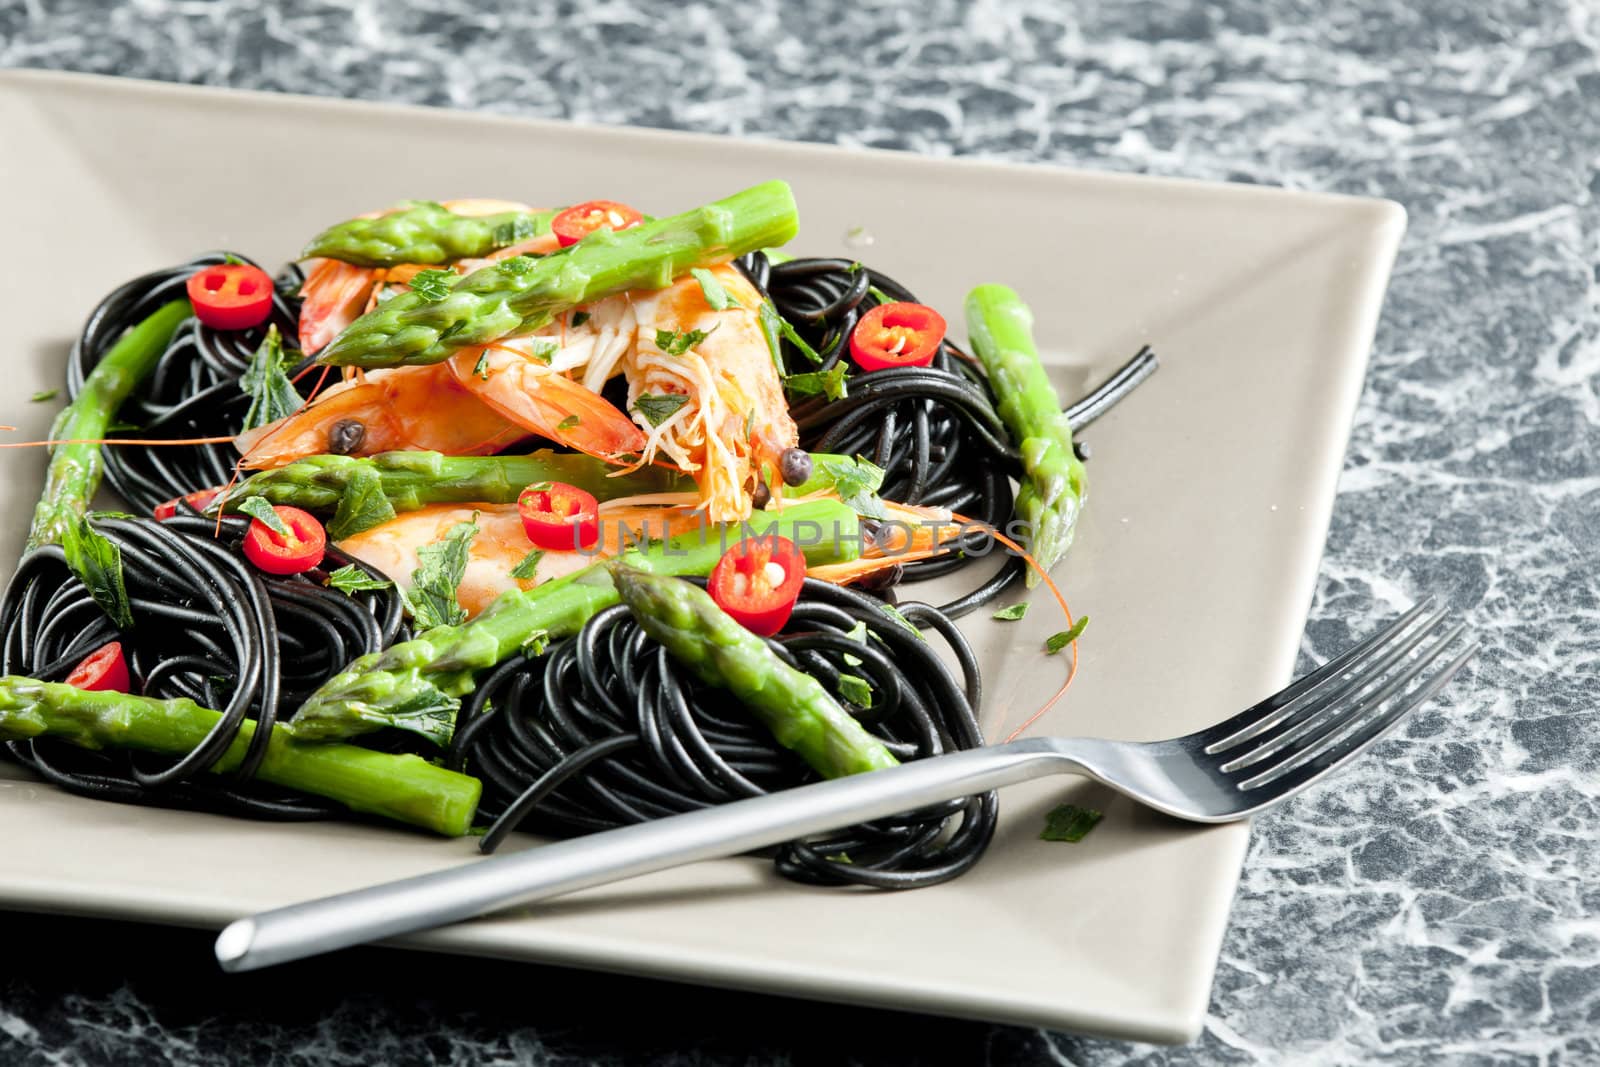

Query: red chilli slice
left=153, top=489, right=222, bottom=522
left=708, top=535, right=807, bottom=637
left=849, top=302, right=946, bottom=372
left=518, top=482, right=600, bottom=550
left=241, top=505, right=326, bottom=576
left=186, top=264, right=275, bottom=331
left=550, top=201, right=644, bottom=248
left=65, top=641, right=131, bottom=693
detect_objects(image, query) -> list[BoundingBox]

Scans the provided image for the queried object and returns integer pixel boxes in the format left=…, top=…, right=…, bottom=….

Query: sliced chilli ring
left=550, top=201, right=645, bottom=248
left=185, top=264, right=275, bottom=331
left=708, top=535, right=808, bottom=637
left=519, top=482, right=601, bottom=550
left=849, top=302, right=947, bottom=372
left=241, top=505, right=327, bottom=576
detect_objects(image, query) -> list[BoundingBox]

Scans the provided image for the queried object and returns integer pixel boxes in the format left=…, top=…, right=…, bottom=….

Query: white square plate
left=0, top=70, right=1404, bottom=1043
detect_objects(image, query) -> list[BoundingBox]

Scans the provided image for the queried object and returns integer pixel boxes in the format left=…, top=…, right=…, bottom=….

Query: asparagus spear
left=609, top=564, right=898, bottom=778
left=319, top=180, right=800, bottom=368
left=963, top=284, right=1087, bottom=584
left=301, top=202, right=555, bottom=268
left=218, top=451, right=689, bottom=539
left=0, top=678, right=480, bottom=835
left=27, top=300, right=192, bottom=549
left=288, top=498, right=862, bottom=745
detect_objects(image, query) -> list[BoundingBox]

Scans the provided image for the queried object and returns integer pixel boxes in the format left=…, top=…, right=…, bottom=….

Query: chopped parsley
left=655, top=327, right=714, bottom=356
left=837, top=674, right=874, bottom=708
left=1045, top=617, right=1088, bottom=654
left=1040, top=804, right=1102, bottom=843
left=324, top=564, right=393, bottom=595
left=525, top=339, right=560, bottom=365
left=784, top=365, right=849, bottom=402
left=29, top=389, right=57, bottom=403
left=556, top=415, right=581, bottom=432
left=509, top=548, right=544, bottom=580
left=758, top=302, right=822, bottom=364
left=238, top=325, right=302, bottom=433
left=877, top=603, right=924, bottom=640
left=409, top=269, right=456, bottom=302
left=816, top=455, right=887, bottom=519
left=403, top=516, right=479, bottom=629
left=992, top=603, right=1029, bottom=621
left=634, top=392, right=691, bottom=427
left=691, top=267, right=741, bottom=310
left=236, top=496, right=290, bottom=536
left=473, top=352, right=491, bottom=380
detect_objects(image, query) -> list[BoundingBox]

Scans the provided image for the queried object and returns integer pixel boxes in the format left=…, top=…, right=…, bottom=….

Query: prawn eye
left=328, top=418, right=366, bottom=455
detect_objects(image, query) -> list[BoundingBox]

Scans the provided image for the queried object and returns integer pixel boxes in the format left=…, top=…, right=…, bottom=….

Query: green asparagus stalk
left=963, top=284, right=1087, bottom=585
left=319, top=180, right=800, bottom=368
left=27, top=300, right=192, bottom=549
left=0, top=677, right=481, bottom=835
left=288, top=498, right=862, bottom=745
left=609, top=564, right=898, bottom=778
left=301, top=201, right=555, bottom=268
left=218, top=451, right=689, bottom=539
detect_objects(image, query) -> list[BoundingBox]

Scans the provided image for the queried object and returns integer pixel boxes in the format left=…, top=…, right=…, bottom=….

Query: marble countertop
left=3, top=1, right=1596, bottom=1062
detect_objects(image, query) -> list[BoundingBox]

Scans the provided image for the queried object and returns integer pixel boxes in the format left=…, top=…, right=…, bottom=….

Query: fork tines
left=1200, top=599, right=1478, bottom=798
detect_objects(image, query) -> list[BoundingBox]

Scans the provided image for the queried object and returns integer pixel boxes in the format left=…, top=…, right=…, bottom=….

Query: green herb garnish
left=556, top=415, right=581, bottom=432
left=403, top=517, right=479, bottom=629
left=784, top=365, right=849, bottom=402
left=634, top=393, right=691, bottom=427
left=655, top=327, right=713, bottom=356
left=877, top=603, right=923, bottom=640
left=993, top=603, right=1028, bottom=621
left=817, top=455, right=887, bottom=519
left=1040, top=803, right=1102, bottom=842
left=239, top=325, right=302, bottom=433
left=526, top=339, right=560, bottom=365
left=757, top=302, right=821, bottom=364
left=29, top=389, right=57, bottom=403
left=327, top=466, right=398, bottom=540
left=472, top=352, right=491, bottom=380
left=837, top=674, right=874, bottom=708
left=409, top=269, right=456, bottom=302
left=691, top=267, right=741, bottom=310
left=1045, top=617, right=1088, bottom=654
left=510, top=548, right=544, bottom=580
left=324, top=564, right=393, bottom=595
left=237, top=496, right=290, bottom=535
left=61, top=515, right=133, bottom=629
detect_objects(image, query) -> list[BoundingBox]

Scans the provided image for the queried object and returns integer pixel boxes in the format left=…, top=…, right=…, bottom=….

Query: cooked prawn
left=620, top=264, right=797, bottom=524
left=335, top=492, right=957, bottom=622
left=337, top=497, right=708, bottom=618
left=235, top=364, right=527, bottom=468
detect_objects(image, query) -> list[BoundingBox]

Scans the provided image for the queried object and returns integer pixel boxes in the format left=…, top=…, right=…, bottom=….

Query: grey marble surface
left=2, top=0, right=1597, bottom=1063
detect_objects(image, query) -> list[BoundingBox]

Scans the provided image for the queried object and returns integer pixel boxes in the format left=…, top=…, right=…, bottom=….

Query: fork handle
left=216, top=738, right=1077, bottom=972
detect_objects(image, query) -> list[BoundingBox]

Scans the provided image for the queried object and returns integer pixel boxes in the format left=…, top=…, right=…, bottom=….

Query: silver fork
left=215, top=600, right=1475, bottom=972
